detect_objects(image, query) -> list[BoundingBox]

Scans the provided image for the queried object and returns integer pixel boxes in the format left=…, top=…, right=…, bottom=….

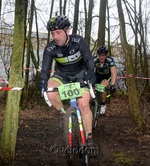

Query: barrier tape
left=1, top=66, right=150, bottom=80
left=0, top=66, right=150, bottom=90
left=1, top=74, right=150, bottom=91
left=0, top=87, right=23, bottom=91
left=117, top=74, right=150, bottom=80
left=1, top=75, right=150, bottom=84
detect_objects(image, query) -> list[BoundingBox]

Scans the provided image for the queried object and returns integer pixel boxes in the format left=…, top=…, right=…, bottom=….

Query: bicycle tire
left=63, top=106, right=89, bottom=166
left=90, top=91, right=101, bottom=129
left=90, top=99, right=98, bottom=129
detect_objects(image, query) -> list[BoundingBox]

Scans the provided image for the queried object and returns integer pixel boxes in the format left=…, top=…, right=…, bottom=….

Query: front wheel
left=63, top=107, right=88, bottom=166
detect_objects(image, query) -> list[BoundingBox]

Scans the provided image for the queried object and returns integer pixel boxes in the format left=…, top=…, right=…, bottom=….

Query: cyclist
left=38, top=15, right=96, bottom=148
left=94, top=45, right=117, bottom=115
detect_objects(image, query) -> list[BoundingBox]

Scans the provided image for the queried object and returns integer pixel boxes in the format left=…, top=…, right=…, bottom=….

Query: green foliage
left=115, top=90, right=128, bottom=97
left=111, top=152, right=135, bottom=164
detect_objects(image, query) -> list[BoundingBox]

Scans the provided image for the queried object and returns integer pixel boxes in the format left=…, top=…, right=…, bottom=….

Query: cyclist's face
left=98, top=54, right=107, bottom=63
left=51, top=29, right=70, bottom=46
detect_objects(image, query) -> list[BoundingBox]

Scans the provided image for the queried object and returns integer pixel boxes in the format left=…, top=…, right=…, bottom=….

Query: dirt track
left=0, top=94, right=150, bottom=166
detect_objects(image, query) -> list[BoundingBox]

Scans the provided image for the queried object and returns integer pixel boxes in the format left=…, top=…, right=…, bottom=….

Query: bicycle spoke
left=63, top=107, right=89, bottom=165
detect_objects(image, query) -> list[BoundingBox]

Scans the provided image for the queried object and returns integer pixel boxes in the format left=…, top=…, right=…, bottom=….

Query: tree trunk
left=30, top=42, right=40, bottom=92
left=97, top=0, right=107, bottom=46
left=59, top=0, right=62, bottom=14
left=85, top=0, right=94, bottom=46
left=63, top=0, right=67, bottom=15
left=106, top=2, right=111, bottom=54
left=47, top=0, right=54, bottom=44
left=116, top=0, right=146, bottom=131
left=0, top=0, right=26, bottom=165
left=0, top=0, right=2, bottom=20
left=72, top=0, right=80, bottom=34
left=21, top=0, right=34, bottom=108
left=124, top=0, right=150, bottom=100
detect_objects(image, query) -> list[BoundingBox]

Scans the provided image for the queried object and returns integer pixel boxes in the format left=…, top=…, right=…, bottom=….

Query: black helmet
left=47, top=15, right=71, bottom=31
left=97, top=45, right=108, bottom=55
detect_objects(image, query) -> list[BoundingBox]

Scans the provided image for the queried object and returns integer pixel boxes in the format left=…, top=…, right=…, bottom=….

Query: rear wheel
left=63, top=107, right=89, bottom=166
left=90, top=91, right=101, bottom=129
left=90, top=99, right=98, bottom=129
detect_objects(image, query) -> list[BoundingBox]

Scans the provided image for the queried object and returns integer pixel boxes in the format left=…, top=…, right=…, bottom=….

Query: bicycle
left=90, top=84, right=111, bottom=129
left=43, top=81, right=96, bottom=166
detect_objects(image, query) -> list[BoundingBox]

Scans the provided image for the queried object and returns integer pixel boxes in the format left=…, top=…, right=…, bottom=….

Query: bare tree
left=116, top=0, right=146, bottom=131
left=63, top=0, right=67, bottom=15
left=47, top=0, right=54, bottom=43
left=85, top=0, right=94, bottom=46
left=72, top=0, right=80, bottom=34
left=106, top=1, right=111, bottom=54
left=21, top=0, right=34, bottom=108
left=0, top=0, right=27, bottom=164
left=123, top=0, right=150, bottom=99
left=0, top=0, right=2, bottom=20
left=59, top=0, right=62, bottom=15
left=83, top=0, right=87, bottom=26
left=97, top=0, right=107, bottom=46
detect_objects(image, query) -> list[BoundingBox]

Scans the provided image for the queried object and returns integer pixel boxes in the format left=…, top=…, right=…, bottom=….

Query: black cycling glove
left=110, top=85, right=116, bottom=93
left=83, top=70, right=96, bottom=84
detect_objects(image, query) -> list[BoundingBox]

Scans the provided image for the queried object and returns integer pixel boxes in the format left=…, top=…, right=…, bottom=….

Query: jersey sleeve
left=107, top=56, right=115, bottom=67
left=39, top=45, right=53, bottom=81
left=79, top=36, right=95, bottom=71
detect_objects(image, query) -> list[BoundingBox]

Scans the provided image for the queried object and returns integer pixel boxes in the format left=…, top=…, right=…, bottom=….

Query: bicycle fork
left=69, top=98, right=86, bottom=146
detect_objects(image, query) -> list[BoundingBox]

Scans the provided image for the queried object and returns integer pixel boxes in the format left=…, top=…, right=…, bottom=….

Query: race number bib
left=58, top=82, right=82, bottom=100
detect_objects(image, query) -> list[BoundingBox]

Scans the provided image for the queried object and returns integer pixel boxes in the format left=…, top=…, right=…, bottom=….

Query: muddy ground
left=0, top=93, right=150, bottom=166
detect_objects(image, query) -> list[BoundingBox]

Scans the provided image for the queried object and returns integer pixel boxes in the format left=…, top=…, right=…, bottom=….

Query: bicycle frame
left=43, top=81, right=95, bottom=146
left=69, top=98, right=86, bottom=146
left=43, top=82, right=95, bottom=165
left=91, top=84, right=111, bottom=129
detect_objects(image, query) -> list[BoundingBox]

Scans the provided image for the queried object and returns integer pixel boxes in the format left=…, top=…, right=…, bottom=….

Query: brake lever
left=41, top=88, right=44, bottom=98
left=86, top=80, right=96, bottom=99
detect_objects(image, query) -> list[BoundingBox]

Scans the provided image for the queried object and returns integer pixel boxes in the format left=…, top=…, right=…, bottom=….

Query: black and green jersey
left=93, top=56, right=115, bottom=83
left=40, top=34, right=95, bottom=82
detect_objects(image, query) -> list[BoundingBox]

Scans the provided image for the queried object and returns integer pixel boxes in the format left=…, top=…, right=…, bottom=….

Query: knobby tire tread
left=90, top=91, right=101, bottom=129
left=63, top=106, right=88, bottom=166
left=90, top=98, right=99, bottom=129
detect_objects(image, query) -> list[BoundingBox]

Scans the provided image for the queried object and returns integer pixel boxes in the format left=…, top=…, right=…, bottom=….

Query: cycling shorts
left=49, top=69, right=90, bottom=93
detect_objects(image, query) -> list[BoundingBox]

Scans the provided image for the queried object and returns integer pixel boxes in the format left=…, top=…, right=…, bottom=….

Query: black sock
left=87, top=133, right=93, bottom=142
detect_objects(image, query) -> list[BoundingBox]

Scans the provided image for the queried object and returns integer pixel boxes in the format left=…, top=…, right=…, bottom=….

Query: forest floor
left=0, top=92, right=150, bottom=166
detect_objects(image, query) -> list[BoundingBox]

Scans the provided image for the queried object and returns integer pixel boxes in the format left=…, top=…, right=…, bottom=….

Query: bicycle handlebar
left=86, top=81, right=95, bottom=99
left=43, top=81, right=95, bottom=107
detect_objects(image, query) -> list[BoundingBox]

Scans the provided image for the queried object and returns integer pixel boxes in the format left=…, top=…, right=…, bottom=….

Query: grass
left=111, top=152, right=135, bottom=164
